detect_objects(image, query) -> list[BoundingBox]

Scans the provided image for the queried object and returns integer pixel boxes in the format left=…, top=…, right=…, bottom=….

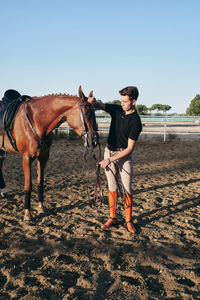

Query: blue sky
left=0, top=0, right=199, bottom=113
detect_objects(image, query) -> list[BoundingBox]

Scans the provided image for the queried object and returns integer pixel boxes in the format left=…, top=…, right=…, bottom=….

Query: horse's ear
left=88, top=90, right=93, bottom=98
left=78, top=85, right=86, bottom=101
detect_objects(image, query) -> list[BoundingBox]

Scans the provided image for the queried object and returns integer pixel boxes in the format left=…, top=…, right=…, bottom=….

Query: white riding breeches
left=104, top=146, right=134, bottom=194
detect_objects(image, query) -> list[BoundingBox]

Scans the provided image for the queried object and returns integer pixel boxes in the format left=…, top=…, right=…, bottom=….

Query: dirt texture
left=0, top=137, right=200, bottom=300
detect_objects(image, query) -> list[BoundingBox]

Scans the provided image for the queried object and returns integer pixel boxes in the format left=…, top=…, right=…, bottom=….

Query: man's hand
left=88, top=96, right=96, bottom=106
left=99, top=158, right=110, bottom=170
left=88, top=97, right=106, bottom=111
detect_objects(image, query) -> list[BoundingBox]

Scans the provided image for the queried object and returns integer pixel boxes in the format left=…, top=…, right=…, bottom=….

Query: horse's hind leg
left=0, top=150, right=8, bottom=197
left=37, top=152, right=49, bottom=214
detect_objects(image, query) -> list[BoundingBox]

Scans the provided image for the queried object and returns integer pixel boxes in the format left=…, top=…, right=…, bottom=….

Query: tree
left=149, top=104, right=162, bottom=112
left=186, top=95, right=200, bottom=116
left=149, top=104, right=171, bottom=114
left=136, top=104, right=148, bottom=115
left=161, top=105, right=172, bottom=113
left=106, top=100, right=121, bottom=105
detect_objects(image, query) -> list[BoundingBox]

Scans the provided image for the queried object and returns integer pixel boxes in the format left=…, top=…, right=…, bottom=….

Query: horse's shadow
left=136, top=195, right=200, bottom=232
left=5, top=175, right=200, bottom=234
left=135, top=160, right=200, bottom=178
left=134, top=177, right=200, bottom=195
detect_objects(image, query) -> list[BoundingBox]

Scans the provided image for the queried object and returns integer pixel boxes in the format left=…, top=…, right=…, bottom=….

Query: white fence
left=55, top=115, right=200, bottom=141
left=97, top=115, right=200, bottom=141
left=141, top=122, right=200, bottom=141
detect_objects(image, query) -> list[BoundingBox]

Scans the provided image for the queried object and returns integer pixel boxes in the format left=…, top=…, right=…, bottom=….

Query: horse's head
left=78, top=86, right=99, bottom=148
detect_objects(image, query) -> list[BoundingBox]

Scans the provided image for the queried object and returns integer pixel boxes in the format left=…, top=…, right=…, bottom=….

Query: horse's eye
left=84, top=110, right=92, bottom=119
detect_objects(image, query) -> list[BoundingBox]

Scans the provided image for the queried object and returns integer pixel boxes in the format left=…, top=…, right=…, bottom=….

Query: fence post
left=164, top=112, right=167, bottom=141
left=67, top=125, right=70, bottom=137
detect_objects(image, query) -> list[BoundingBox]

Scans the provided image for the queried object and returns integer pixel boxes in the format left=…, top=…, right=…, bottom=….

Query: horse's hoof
left=38, top=207, right=45, bottom=215
left=24, top=215, right=31, bottom=221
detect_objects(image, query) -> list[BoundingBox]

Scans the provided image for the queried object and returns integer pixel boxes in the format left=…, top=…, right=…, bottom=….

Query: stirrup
left=101, top=218, right=117, bottom=229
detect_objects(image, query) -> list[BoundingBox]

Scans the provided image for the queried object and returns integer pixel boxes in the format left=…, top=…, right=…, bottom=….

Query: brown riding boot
left=102, top=190, right=117, bottom=229
left=124, top=193, right=136, bottom=234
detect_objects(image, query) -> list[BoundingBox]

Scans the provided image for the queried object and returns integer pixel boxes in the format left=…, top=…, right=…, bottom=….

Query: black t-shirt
left=105, top=104, right=142, bottom=149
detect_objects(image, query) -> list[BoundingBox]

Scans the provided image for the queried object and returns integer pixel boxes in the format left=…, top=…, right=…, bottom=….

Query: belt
left=106, top=144, right=124, bottom=151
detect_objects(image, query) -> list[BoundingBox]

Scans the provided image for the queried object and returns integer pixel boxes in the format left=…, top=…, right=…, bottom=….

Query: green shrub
left=167, top=133, right=177, bottom=141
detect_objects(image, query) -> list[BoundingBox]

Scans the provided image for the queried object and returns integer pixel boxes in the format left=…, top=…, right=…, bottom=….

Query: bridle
left=78, top=100, right=90, bottom=148
left=78, top=100, right=99, bottom=149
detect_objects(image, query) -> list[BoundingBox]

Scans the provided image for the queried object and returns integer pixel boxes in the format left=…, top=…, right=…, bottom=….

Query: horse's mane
left=32, top=94, right=79, bottom=101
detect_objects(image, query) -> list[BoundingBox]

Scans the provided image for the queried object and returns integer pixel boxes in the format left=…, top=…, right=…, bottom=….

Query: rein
left=94, top=161, right=103, bottom=205
left=82, top=137, right=103, bottom=206
left=92, top=144, right=103, bottom=205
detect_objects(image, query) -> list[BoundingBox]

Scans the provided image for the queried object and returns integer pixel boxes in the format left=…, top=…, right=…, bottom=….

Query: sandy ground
left=0, top=134, right=200, bottom=300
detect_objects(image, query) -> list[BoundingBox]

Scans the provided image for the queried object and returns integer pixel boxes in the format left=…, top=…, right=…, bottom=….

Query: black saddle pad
left=0, top=100, right=22, bottom=130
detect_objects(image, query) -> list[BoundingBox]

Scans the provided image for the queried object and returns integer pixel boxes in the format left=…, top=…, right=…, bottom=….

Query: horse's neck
left=31, top=95, right=79, bottom=136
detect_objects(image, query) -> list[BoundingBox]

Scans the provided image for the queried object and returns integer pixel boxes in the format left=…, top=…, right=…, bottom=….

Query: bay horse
left=0, top=86, right=99, bottom=221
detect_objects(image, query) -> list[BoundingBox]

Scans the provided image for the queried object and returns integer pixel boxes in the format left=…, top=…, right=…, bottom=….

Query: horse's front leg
left=22, top=154, right=33, bottom=221
left=37, top=153, right=49, bottom=215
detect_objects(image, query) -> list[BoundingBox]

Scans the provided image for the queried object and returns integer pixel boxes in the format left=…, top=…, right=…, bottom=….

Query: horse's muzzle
left=92, top=132, right=99, bottom=148
left=83, top=132, right=99, bottom=148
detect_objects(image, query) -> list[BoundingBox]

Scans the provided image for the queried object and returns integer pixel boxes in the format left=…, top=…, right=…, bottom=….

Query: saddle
left=0, top=89, right=31, bottom=151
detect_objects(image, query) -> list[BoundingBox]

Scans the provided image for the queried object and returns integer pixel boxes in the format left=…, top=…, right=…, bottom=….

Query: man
left=88, top=86, right=142, bottom=234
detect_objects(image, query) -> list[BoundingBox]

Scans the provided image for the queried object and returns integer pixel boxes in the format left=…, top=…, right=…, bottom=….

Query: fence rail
left=96, top=115, right=200, bottom=141
left=55, top=116, right=200, bottom=141
left=96, top=114, right=200, bottom=123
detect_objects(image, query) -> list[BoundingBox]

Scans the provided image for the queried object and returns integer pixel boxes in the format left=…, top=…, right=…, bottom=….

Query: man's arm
left=88, top=97, right=106, bottom=111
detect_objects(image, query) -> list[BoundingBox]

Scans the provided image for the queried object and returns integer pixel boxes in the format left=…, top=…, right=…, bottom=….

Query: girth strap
left=22, top=102, right=45, bottom=149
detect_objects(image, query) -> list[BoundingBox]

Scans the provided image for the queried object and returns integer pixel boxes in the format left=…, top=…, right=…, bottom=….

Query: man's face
left=121, top=95, right=136, bottom=112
